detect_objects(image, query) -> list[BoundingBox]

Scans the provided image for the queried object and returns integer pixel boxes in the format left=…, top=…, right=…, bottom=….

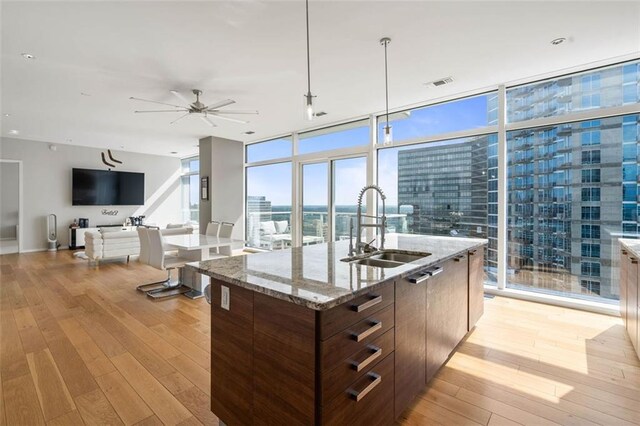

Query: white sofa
left=84, top=226, right=193, bottom=264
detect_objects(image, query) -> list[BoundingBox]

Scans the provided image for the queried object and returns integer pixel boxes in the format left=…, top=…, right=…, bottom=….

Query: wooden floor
left=1, top=251, right=638, bottom=426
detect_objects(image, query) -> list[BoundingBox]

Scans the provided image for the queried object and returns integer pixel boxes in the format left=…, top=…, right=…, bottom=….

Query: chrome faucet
left=351, top=185, right=387, bottom=256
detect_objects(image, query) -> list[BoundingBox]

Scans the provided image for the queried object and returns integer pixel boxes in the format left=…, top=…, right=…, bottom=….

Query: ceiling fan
left=130, top=89, right=258, bottom=127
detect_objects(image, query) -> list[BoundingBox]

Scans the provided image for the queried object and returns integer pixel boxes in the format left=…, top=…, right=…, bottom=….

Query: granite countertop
left=620, top=239, right=640, bottom=258
left=186, top=233, right=487, bottom=311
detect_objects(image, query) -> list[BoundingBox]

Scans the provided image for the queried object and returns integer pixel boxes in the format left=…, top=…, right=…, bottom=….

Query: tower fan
left=47, top=214, right=58, bottom=251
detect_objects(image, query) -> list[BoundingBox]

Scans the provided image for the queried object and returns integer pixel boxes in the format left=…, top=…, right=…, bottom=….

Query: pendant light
left=380, top=37, right=392, bottom=144
left=303, top=0, right=315, bottom=120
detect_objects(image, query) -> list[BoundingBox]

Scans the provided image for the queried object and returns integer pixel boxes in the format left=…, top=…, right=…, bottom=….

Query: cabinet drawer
left=321, top=328, right=394, bottom=406
left=319, top=282, right=394, bottom=340
left=321, top=303, right=394, bottom=371
left=322, top=353, right=395, bottom=426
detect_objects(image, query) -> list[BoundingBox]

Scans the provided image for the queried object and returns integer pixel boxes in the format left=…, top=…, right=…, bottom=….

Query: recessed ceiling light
left=9, top=130, right=19, bottom=135
left=550, top=37, right=566, bottom=46
left=4, top=113, right=10, bottom=117
left=244, top=131, right=255, bottom=135
left=21, top=53, right=35, bottom=60
left=315, top=112, right=327, bottom=117
left=170, top=151, right=178, bottom=154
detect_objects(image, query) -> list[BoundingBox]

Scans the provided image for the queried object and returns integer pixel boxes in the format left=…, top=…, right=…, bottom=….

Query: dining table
left=163, top=233, right=244, bottom=299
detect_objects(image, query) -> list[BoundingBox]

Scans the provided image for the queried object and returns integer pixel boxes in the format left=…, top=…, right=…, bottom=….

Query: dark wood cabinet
left=626, top=254, right=638, bottom=353
left=394, top=272, right=426, bottom=416
left=425, top=255, right=469, bottom=383
left=468, top=247, right=485, bottom=330
left=209, top=245, right=487, bottom=425
left=620, top=247, right=640, bottom=359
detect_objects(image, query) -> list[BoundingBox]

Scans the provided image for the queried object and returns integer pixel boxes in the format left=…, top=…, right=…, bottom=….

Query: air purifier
left=47, top=214, right=58, bottom=252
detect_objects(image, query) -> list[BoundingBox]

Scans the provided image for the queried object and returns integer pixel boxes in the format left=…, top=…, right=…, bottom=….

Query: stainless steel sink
left=351, top=258, right=404, bottom=268
left=368, top=251, right=430, bottom=263
left=343, top=250, right=431, bottom=268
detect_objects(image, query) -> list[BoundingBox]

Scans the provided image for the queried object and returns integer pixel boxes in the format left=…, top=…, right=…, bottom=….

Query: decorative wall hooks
left=101, top=149, right=123, bottom=169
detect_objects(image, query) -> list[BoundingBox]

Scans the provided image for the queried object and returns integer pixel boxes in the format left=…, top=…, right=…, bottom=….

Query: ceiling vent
left=425, top=77, right=454, bottom=88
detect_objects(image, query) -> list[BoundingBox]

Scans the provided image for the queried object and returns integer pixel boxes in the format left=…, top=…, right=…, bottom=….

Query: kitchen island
left=186, top=233, right=487, bottom=425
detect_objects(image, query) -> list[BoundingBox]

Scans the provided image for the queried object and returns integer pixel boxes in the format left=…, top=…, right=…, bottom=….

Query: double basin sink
left=342, top=249, right=431, bottom=268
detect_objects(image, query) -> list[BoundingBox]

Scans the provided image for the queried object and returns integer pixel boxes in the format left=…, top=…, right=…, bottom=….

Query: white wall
left=0, top=137, right=183, bottom=251
left=0, top=162, right=19, bottom=239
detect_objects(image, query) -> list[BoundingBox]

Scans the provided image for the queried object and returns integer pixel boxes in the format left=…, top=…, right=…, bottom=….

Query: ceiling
left=2, top=1, right=639, bottom=157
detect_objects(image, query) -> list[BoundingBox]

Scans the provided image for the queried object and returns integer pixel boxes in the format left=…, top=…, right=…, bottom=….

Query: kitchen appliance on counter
left=128, top=216, right=145, bottom=226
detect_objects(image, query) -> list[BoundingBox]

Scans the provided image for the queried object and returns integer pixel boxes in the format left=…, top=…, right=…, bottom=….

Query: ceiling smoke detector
left=244, top=131, right=255, bottom=135
left=550, top=37, right=566, bottom=46
left=425, top=77, right=454, bottom=88
left=21, top=53, right=35, bottom=60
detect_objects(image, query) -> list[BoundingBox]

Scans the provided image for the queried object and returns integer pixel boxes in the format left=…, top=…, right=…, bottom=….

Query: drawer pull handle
left=631, top=257, right=638, bottom=264
left=351, top=346, right=382, bottom=372
left=429, top=266, right=443, bottom=277
left=469, top=250, right=477, bottom=255
left=352, top=321, right=382, bottom=342
left=409, top=272, right=430, bottom=284
left=622, top=250, right=628, bottom=255
left=453, top=255, right=465, bottom=262
left=349, top=373, right=381, bottom=402
left=352, top=295, right=382, bottom=313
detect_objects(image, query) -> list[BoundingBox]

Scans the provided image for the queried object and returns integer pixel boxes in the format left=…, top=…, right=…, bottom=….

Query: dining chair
left=206, top=221, right=220, bottom=237
left=145, top=228, right=191, bottom=299
left=218, top=222, right=235, bottom=256
left=136, top=226, right=169, bottom=292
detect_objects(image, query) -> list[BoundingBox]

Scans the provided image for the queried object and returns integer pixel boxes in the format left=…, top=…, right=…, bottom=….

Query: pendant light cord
left=306, top=0, right=311, bottom=96
left=383, top=39, right=389, bottom=128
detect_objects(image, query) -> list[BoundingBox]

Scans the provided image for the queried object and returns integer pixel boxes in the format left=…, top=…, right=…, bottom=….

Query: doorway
left=0, top=160, right=22, bottom=254
left=297, top=155, right=368, bottom=245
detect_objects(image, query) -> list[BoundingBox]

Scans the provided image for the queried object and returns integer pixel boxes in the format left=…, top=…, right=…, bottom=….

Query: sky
left=245, top=94, right=491, bottom=206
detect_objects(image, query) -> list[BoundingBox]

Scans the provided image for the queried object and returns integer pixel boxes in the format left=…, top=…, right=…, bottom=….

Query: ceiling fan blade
left=207, top=114, right=248, bottom=124
left=201, top=116, right=217, bottom=127
left=170, top=113, right=191, bottom=125
left=134, top=109, right=188, bottom=113
left=129, top=97, right=185, bottom=108
left=170, top=90, right=193, bottom=105
left=207, top=109, right=259, bottom=115
left=205, top=99, right=236, bottom=110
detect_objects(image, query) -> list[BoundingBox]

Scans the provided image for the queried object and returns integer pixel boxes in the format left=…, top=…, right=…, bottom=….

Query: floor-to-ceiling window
left=180, top=156, right=200, bottom=224
left=505, top=61, right=640, bottom=303
left=245, top=161, right=292, bottom=250
left=243, top=58, right=640, bottom=309
left=377, top=93, right=499, bottom=283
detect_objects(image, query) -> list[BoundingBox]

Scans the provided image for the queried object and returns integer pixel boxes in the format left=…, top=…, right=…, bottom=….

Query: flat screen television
left=72, top=168, right=145, bottom=206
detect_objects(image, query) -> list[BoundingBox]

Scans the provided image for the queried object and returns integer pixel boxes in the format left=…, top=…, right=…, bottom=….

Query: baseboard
left=18, top=248, right=48, bottom=253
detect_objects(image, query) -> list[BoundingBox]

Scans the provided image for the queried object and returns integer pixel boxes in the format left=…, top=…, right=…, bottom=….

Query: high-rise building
left=246, top=195, right=272, bottom=247
left=397, top=133, right=499, bottom=281
left=506, top=62, right=640, bottom=300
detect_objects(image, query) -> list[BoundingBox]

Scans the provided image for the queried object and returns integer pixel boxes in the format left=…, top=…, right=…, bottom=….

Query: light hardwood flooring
left=1, top=251, right=638, bottom=425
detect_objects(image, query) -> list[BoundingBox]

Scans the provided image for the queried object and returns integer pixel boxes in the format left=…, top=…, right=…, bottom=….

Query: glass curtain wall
left=180, top=156, right=200, bottom=224
left=378, top=135, right=498, bottom=283
left=505, top=60, right=640, bottom=303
